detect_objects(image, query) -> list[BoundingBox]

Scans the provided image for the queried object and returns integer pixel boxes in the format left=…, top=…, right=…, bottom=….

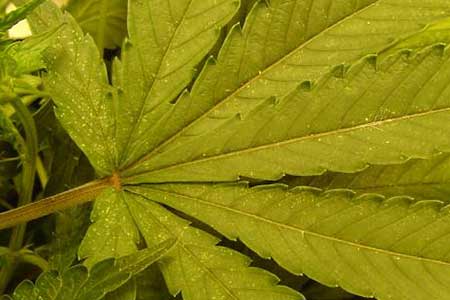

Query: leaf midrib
left=126, top=106, right=450, bottom=179
left=121, top=0, right=381, bottom=173
left=118, top=0, right=195, bottom=165
left=139, top=186, right=450, bottom=268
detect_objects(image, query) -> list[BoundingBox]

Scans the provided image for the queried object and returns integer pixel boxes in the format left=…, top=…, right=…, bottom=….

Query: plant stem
left=0, top=178, right=110, bottom=231
left=9, top=98, right=38, bottom=249
left=0, top=98, right=39, bottom=293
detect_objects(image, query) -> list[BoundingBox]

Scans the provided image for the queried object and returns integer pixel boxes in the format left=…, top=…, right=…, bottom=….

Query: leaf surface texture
left=124, top=192, right=302, bottom=300
left=129, top=183, right=450, bottom=300
left=126, top=47, right=450, bottom=182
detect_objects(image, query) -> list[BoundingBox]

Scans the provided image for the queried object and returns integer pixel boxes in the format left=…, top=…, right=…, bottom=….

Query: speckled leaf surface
left=129, top=183, right=450, bottom=300
left=78, top=188, right=140, bottom=266
left=125, top=47, right=450, bottom=183
left=42, top=11, right=117, bottom=175
left=113, top=0, right=240, bottom=168
left=121, top=0, right=450, bottom=181
left=125, top=192, right=302, bottom=300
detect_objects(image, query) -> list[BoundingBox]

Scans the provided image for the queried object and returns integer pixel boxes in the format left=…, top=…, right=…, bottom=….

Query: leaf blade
left=125, top=192, right=303, bottom=300
left=124, top=47, right=450, bottom=182
left=122, top=0, right=450, bottom=179
left=66, top=0, right=127, bottom=50
left=114, top=0, right=239, bottom=167
left=78, top=189, right=140, bottom=266
left=130, top=183, right=450, bottom=300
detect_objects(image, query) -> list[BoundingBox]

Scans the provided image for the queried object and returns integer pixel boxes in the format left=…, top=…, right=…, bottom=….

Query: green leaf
left=78, top=188, right=139, bottom=266
left=113, top=0, right=240, bottom=167
left=124, top=47, right=450, bottom=183
left=15, top=1, right=450, bottom=299
left=26, top=0, right=450, bottom=181
left=0, top=0, right=44, bottom=34
left=42, top=11, right=118, bottom=175
left=23, top=0, right=240, bottom=175
left=65, top=0, right=127, bottom=50
left=282, top=153, right=450, bottom=203
left=124, top=192, right=303, bottom=300
left=3, top=240, right=175, bottom=300
left=129, top=183, right=450, bottom=300
left=120, top=0, right=450, bottom=181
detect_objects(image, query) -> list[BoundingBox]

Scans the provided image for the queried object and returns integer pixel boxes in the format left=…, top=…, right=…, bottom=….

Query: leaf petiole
left=0, top=178, right=111, bottom=231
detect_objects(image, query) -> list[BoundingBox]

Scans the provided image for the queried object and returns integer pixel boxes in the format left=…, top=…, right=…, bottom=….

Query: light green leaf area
left=113, top=0, right=239, bottom=167
left=122, top=0, right=450, bottom=181
left=10, top=0, right=116, bottom=175
left=66, top=0, right=127, bottom=50
left=124, top=192, right=302, bottom=300
left=125, top=46, right=450, bottom=183
left=130, top=183, right=450, bottom=300
left=282, top=153, right=450, bottom=203
left=1, top=241, right=174, bottom=300
left=42, top=12, right=117, bottom=176
left=78, top=188, right=139, bottom=267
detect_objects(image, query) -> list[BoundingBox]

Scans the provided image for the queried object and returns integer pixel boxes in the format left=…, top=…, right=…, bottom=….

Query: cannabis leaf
left=120, top=0, right=450, bottom=182
left=124, top=192, right=302, bottom=300
left=11, top=0, right=450, bottom=299
left=129, top=182, right=450, bottom=299
left=124, top=47, right=450, bottom=183
left=1, top=240, right=175, bottom=300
